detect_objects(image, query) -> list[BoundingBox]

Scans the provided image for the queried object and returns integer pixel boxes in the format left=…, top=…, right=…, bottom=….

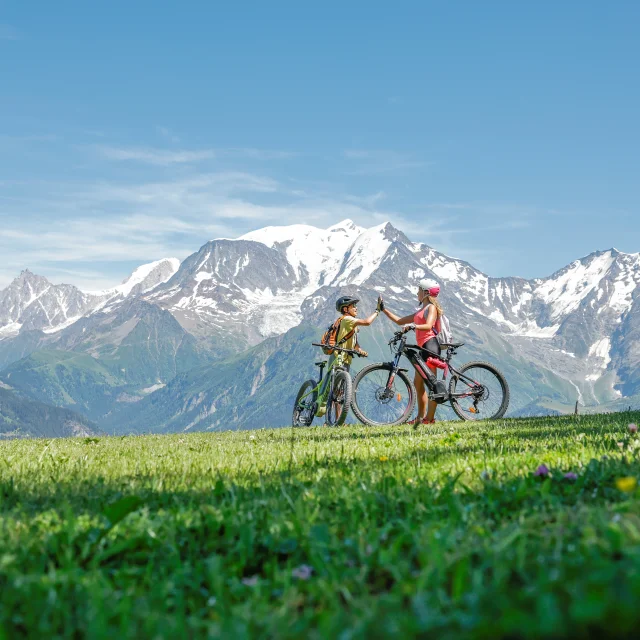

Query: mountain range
left=1, top=219, right=638, bottom=436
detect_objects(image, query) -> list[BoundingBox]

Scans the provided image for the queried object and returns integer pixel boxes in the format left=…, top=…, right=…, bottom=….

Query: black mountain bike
left=292, top=344, right=364, bottom=427
left=351, top=330, right=510, bottom=426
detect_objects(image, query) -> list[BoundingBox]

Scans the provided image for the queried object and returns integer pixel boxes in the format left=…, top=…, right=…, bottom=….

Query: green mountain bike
left=292, top=344, right=364, bottom=427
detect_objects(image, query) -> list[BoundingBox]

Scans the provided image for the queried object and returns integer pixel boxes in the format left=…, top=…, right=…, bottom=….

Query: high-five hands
left=377, top=295, right=385, bottom=312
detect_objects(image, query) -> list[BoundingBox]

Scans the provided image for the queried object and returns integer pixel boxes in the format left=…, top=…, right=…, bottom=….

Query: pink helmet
left=418, top=278, right=440, bottom=297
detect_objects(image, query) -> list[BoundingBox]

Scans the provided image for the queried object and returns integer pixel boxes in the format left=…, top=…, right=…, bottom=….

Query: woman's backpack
left=425, top=303, right=454, bottom=345
left=320, top=316, right=356, bottom=355
left=434, top=313, right=453, bottom=345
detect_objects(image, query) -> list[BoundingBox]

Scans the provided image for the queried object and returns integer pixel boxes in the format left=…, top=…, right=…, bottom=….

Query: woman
left=379, top=278, right=444, bottom=428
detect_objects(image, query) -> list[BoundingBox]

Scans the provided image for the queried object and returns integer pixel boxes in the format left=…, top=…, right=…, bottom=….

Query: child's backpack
left=320, top=315, right=356, bottom=355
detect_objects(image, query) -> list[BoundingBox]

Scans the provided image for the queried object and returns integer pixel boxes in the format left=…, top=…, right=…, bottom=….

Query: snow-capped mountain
left=1, top=219, right=639, bottom=425
left=0, top=258, right=180, bottom=339
left=0, top=270, right=105, bottom=339
left=92, top=258, right=181, bottom=300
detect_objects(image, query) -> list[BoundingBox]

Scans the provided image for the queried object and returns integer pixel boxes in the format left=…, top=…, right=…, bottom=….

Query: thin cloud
left=97, top=146, right=216, bottom=165
left=0, top=169, right=422, bottom=289
left=223, top=148, right=300, bottom=160
left=96, top=145, right=299, bottom=166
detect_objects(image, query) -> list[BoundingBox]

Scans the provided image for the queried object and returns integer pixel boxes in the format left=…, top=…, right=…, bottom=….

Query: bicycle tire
left=292, top=379, right=318, bottom=427
left=326, top=369, right=352, bottom=426
left=352, top=364, right=416, bottom=426
left=449, top=361, right=509, bottom=421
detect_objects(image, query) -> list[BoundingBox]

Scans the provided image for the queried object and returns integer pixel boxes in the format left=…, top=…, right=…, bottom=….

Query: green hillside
left=0, top=386, right=99, bottom=438
left=0, top=350, right=127, bottom=420
left=106, top=317, right=592, bottom=434
left=2, top=412, right=640, bottom=637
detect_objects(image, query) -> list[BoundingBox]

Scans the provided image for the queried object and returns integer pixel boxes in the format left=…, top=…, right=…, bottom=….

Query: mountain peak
left=4, top=270, right=52, bottom=292
left=115, top=258, right=181, bottom=297
left=327, top=219, right=363, bottom=233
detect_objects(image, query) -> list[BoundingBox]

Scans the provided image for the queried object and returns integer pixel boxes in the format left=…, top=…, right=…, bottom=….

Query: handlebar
left=311, top=343, right=365, bottom=357
left=388, top=327, right=414, bottom=345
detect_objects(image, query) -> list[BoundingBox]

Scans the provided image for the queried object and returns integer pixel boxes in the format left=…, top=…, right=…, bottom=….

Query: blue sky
left=1, top=1, right=638, bottom=290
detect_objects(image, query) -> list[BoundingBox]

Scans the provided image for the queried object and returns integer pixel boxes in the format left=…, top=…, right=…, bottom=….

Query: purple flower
left=629, top=423, right=638, bottom=434
left=534, top=464, right=550, bottom=478
left=564, top=472, right=578, bottom=481
left=292, top=564, right=313, bottom=580
left=242, top=575, right=259, bottom=586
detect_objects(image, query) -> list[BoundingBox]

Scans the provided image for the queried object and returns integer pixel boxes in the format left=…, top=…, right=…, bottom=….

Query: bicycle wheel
left=292, top=379, right=318, bottom=427
left=449, top=361, right=509, bottom=421
left=326, top=369, right=352, bottom=426
left=352, top=364, right=416, bottom=426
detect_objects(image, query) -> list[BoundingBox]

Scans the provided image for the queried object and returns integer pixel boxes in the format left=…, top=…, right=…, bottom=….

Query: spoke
left=356, top=369, right=412, bottom=425
left=453, top=366, right=505, bottom=420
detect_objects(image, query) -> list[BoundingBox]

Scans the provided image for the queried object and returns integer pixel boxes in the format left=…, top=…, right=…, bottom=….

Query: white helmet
left=418, top=278, right=440, bottom=296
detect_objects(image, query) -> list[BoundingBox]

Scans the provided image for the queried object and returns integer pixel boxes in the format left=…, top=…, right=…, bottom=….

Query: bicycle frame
left=384, top=334, right=483, bottom=405
left=296, top=344, right=359, bottom=414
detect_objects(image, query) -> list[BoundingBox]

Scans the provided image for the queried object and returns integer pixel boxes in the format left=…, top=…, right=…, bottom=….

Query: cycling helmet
left=418, top=278, right=440, bottom=297
left=336, top=295, right=359, bottom=312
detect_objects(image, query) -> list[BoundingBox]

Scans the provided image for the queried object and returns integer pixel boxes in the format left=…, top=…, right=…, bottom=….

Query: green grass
left=2, top=413, right=640, bottom=639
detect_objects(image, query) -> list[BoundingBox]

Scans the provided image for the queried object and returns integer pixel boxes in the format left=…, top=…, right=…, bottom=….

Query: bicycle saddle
left=315, top=361, right=327, bottom=366
left=441, top=342, right=465, bottom=349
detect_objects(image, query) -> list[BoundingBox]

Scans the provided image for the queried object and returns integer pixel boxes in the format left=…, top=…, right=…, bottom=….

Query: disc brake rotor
left=374, top=387, right=394, bottom=404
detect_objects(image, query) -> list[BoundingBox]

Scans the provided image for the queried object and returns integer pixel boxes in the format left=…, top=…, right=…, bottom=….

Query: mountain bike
left=351, top=329, right=510, bottom=426
left=292, top=344, right=364, bottom=427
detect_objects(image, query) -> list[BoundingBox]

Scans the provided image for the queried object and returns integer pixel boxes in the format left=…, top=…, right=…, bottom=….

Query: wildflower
left=629, top=423, right=638, bottom=434
left=564, top=472, right=578, bottom=481
left=617, top=442, right=625, bottom=450
left=292, top=564, right=313, bottom=580
left=379, top=456, right=389, bottom=462
left=242, top=575, right=259, bottom=586
left=534, top=464, right=550, bottom=478
left=407, top=478, right=415, bottom=485
left=616, top=477, right=637, bottom=493
left=480, top=470, right=491, bottom=481
left=207, top=596, right=217, bottom=607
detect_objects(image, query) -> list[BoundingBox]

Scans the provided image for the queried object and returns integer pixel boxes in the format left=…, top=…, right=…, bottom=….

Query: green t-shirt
left=337, top=316, right=358, bottom=364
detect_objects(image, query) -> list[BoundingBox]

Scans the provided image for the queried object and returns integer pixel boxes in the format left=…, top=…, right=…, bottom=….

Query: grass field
left=2, top=413, right=640, bottom=639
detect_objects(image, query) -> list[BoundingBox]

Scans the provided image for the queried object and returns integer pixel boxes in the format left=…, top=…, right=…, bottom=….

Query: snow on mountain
left=0, top=259, right=181, bottom=340
left=89, top=258, right=181, bottom=300
left=2, top=219, right=640, bottom=412
left=240, top=219, right=364, bottom=290
left=536, top=251, right=617, bottom=320
left=331, top=223, right=394, bottom=286
left=0, top=270, right=99, bottom=339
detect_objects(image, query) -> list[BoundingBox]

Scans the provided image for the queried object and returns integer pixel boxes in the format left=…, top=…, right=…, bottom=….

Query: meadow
left=2, top=412, right=640, bottom=639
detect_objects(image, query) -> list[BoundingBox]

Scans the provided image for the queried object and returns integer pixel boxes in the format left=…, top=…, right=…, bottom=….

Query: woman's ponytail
left=427, top=295, right=443, bottom=317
